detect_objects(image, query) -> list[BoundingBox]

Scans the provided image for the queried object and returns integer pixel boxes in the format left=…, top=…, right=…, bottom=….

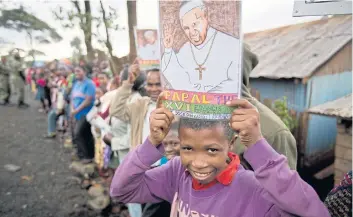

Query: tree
left=53, top=0, right=138, bottom=74
left=53, top=0, right=95, bottom=61
left=99, top=0, right=137, bottom=73
left=0, top=6, right=62, bottom=44
left=27, top=49, right=46, bottom=62
left=98, top=0, right=117, bottom=58
left=0, top=6, right=62, bottom=61
left=127, top=1, right=137, bottom=62
left=98, top=0, right=129, bottom=74
left=70, top=36, right=83, bottom=63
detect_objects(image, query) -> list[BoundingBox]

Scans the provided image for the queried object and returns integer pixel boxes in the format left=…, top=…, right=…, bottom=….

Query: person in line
left=64, top=65, right=76, bottom=148
left=71, top=65, right=96, bottom=164
left=324, top=170, right=352, bottom=217
left=100, top=60, right=113, bottom=78
left=141, top=120, right=180, bottom=217
left=43, top=69, right=53, bottom=112
left=0, top=56, right=11, bottom=106
left=98, top=72, right=110, bottom=90
left=106, top=65, right=148, bottom=217
left=110, top=65, right=162, bottom=154
left=45, top=70, right=68, bottom=138
left=35, top=71, right=48, bottom=112
left=88, top=86, right=109, bottom=173
left=236, top=45, right=297, bottom=170
left=8, top=53, right=29, bottom=108
left=110, top=95, right=330, bottom=217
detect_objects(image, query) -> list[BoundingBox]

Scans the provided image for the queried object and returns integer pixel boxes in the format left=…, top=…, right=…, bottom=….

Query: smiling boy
left=110, top=95, right=330, bottom=217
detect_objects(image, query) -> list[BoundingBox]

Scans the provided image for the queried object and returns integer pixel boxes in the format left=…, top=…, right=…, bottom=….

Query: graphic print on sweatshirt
left=170, top=192, right=217, bottom=217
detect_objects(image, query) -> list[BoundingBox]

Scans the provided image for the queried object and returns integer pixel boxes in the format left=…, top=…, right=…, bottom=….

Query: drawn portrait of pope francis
left=161, top=0, right=241, bottom=93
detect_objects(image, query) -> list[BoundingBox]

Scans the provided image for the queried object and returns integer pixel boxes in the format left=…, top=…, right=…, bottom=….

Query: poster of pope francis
left=159, top=0, right=242, bottom=119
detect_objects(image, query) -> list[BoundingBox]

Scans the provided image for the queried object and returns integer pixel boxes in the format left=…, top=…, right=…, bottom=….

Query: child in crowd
left=35, top=71, right=47, bottom=112
left=142, top=120, right=180, bottom=217
left=55, top=72, right=69, bottom=134
left=92, top=71, right=100, bottom=87
left=110, top=97, right=330, bottom=217
left=45, top=70, right=68, bottom=138
left=43, top=69, right=53, bottom=111
left=89, top=86, right=109, bottom=171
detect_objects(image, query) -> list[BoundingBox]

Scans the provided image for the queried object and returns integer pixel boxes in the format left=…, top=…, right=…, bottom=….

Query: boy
left=110, top=95, right=330, bottom=216
left=160, top=120, right=180, bottom=165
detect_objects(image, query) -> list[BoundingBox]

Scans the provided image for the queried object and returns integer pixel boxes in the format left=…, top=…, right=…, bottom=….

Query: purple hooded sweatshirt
left=110, top=138, right=330, bottom=217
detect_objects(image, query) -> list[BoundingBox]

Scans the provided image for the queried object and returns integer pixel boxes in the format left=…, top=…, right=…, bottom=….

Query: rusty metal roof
left=245, top=15, right=352, bottom=79
left=308, top=94, right=352, bottom=118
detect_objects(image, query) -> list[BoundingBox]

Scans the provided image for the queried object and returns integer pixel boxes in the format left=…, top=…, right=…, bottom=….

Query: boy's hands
left=227, top=99, right=263, bottom=148
left=148, top=93, right=174, bottom=146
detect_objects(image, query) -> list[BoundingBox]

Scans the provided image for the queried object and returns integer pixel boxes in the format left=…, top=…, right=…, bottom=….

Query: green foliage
left=0, top=6, right=62, bottom=43
left=272, top=96, right=298, bottom=131
left=70, top=36, right=83, bottom=62
left=52, top=1, right=95, bottom=60
left=27, top=49, right=45, bottom=57
left=70, top=36, right=82, bottom=51
left=96, top=1, right=122, bottom=49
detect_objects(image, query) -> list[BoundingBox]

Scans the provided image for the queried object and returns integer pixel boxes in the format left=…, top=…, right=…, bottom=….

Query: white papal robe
left=161, top=27, right=241, bottom=93
left=139, top=42, right=159, bottom=60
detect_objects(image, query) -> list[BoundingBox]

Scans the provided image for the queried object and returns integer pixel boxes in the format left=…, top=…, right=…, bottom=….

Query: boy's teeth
left=195, top=172, right=210, bottom=177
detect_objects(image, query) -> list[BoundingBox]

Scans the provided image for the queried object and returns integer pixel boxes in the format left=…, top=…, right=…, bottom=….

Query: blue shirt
left=71, top=78, right=96, bottom=120
left=160, top=156, right=168, bottom=165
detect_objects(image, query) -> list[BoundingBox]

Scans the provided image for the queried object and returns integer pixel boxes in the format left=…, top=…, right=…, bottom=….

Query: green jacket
left=233, top=45, right=298, bottom=170
left=0, top=62, right=9, bottom=75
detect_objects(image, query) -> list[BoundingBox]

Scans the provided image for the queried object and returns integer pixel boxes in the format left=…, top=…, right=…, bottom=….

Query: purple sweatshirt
left=110, top=138, right=330, bottom=217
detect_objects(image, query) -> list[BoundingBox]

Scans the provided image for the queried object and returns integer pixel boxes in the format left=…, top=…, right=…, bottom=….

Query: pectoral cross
left=195, top=65, right=206, bottom=80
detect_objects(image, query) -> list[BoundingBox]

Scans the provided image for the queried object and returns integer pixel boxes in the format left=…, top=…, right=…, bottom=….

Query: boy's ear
left=229, top=134, right=238, bottom=150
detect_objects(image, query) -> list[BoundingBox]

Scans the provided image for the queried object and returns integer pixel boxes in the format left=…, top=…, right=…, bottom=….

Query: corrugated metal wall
left=249, top=78, right=307, bottom=112
left=305, top=71, right=352, bottom=155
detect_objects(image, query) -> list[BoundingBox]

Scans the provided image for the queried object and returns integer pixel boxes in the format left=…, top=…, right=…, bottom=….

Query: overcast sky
left=0, top=0, right=319, bottom=60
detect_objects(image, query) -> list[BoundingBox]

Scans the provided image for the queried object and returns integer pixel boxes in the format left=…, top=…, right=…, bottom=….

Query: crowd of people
left=0, top=46, right=351, bottom=217
left=20, top=56, right=176, bottom=216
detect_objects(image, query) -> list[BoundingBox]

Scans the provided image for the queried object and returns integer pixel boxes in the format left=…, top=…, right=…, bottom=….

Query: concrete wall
left=334, top=123, right=352, bottom=185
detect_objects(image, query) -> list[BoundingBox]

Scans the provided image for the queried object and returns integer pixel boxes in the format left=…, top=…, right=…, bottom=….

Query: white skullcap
left=144, top=30, right=154, bottom=38
left=179, top=0, right=206, bottom=19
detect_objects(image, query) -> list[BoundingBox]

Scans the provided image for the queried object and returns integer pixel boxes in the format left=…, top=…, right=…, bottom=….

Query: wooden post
left=263, top=98, right=273, bottom=109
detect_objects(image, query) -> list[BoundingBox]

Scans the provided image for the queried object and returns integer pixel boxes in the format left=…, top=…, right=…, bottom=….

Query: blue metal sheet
left=308, top=71, right=352, bottom=108
left=306, top=71, right=352, bottom=155
left=306, top=115, right=337, bottom=154
left=250, top=78, right=307, bottom=112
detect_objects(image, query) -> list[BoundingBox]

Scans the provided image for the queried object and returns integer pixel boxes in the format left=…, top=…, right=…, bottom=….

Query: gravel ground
left=0, top=94, right=91, bottom=217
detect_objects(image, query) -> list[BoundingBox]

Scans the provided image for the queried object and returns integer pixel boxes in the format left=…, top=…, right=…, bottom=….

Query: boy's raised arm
left=110, top=138, right=179, bottom=204
left=110, top=93, right=177, bottom=204
left=227, top=98, right=330, bottom=217
left=244, top=140, right=330, bottom=217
